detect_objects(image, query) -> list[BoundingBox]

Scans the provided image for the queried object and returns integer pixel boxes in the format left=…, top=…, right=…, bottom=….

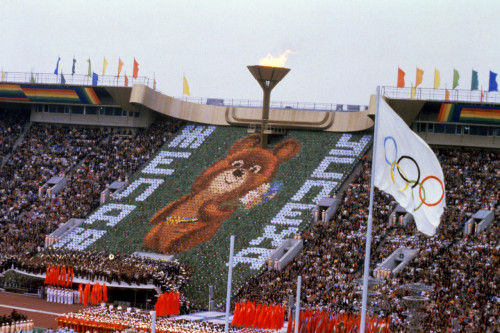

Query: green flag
left=61, top=72, right=66, bottom=84
left=471, top=70, right=478, bottom=90
left=453, top=69, right=460, bottom=89
left=87, top=58, right=91, bottom=76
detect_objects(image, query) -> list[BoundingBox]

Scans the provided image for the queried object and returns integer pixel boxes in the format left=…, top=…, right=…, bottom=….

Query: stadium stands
left=0, top=117, right=183, bottom=258
left=234, top=148, right=499, bottom=331
left=0, top=109, right=29, bottom=160
left=0, top=100, right=498, bottom=332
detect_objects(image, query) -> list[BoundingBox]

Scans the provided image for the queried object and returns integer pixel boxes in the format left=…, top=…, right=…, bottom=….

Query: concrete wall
left=30, top=109, right=153, bottom=128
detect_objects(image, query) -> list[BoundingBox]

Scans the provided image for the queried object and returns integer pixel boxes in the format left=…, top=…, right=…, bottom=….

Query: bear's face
left=207, top=148, right=279, bottom=195
left=194, top=134, right=301, bottom=202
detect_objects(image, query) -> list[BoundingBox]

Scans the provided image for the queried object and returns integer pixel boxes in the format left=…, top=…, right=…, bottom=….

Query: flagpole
left=294, top=275, right=301, bottom=333
left=359, top=86, right=382, bottom=332
left=224, top=235, right=235, bottom=333
left=151, top=310, right=156, bottom=333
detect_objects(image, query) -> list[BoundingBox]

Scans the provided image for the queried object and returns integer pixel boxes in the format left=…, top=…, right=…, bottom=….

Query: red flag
left=481, top=90, right=484, bottom=102
left=286, top=311, right=294, bottom=333
left=44, top=266, right=50, bottom=284
left=102, top=283, right=108, bottom=303
left=78, top=284, right=84, bottom=304
left=155, top=293, right=162, bottom=316
left=397, top=67, right=405, bottom=88
left=124, top=73, right=129, bottom=87
left=83, top=283, right=91, bottom=307
left=95, top=282, right=102, bottom=304
left=133, top=58, right=139, bottom=79
left=174, top=292, right=180, bottom=315
left=54, top=266, right=60, bottom=286
left=252, top=303, right=261, bottom=327
left=245, top=302, right=255, bottom=327
left=59, top=266, right=66, bottom=287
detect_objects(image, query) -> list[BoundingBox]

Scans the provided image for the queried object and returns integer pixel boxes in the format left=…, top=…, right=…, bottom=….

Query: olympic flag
left=374, top=98, right=445, bottom=236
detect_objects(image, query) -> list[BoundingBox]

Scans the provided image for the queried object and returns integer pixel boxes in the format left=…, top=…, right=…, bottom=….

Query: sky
left=1, top=0, right=500, bottom=106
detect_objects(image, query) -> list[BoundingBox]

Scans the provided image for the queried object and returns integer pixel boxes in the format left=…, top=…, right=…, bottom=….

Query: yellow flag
left=103, top=57, right=108, bottom=76
left=117, top=58, right=124, bottom=78
left=434, top=69, right=440, bottom=89
left=411, top=83, right=416, bottom=99
left=183, top=75, right=190, bottom=95
left=1, top=70, right=4, bottom=82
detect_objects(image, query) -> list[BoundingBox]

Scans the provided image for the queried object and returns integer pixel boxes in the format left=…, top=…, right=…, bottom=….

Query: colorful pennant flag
left=153, top=73, right=156, bottom=90
left=133, top=58, right=139, bottom=79
left=30, top=72, right=35, bottom=83
left=92, top=72, right=98, bottom=86
left=434, top=69, right=440, bottom=89
left=415, top=68, right=424, bottom=87
left=445, top=89, right=450, bottom=101
left=87, top=58, right=92, bottom=76
left=374, top=98, right=446, bottom=236
left=117, top=58, right=124, bottom=78
left=61, top=72, right=66, bottom=84
left=54, top=57, right=61, bottom=75
left=124, top=72, right=129, bottom=87
left=489, top=71, right=498, bottom=92
left=471, top=70, right=478, bottom=90
left=103, top=57, right=108, bottom=76
left=411, top=83, right=416, bottom=99
left=453, top=69, right=460, bottom=89
left=1, top=70, right=4, bottom=82
left=183, top=75, right=190, bottom=95
left=72, top=58, right=76, bottom=75
left=481, top=90, right=484, bottom=102
left=397, top=67, right=405, bottom=88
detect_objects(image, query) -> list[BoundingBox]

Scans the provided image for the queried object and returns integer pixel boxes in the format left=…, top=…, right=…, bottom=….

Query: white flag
left=374, top=98, right=446, bottom=236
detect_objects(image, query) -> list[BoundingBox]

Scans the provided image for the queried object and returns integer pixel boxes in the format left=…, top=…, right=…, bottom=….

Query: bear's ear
left=228, top=134, right=261, bottom=155
left=273, top=139, right=301, bottom=163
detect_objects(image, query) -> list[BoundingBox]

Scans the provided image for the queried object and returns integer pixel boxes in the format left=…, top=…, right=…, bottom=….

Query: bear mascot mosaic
left=144, top=134, right=301, bottom=254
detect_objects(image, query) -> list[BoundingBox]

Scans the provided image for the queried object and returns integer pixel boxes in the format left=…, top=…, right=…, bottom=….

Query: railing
left=382, top=86, right=500, bottom=104
left=0, top=71, right=153, bottom=88
left=0, top=71, right=369, bottom=112
left=174, top=96, right=368, bottom=112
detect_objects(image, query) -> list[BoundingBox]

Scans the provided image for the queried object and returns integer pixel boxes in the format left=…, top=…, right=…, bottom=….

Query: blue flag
left=489, top=71, right=498, bottom=92
left=61, top=72, right=66, bottom=85
left=54, top=57, right=61, bottom=75
left=92, top=72, right=98, bottom=86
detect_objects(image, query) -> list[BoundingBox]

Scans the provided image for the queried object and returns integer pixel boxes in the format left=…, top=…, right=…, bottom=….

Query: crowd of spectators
left=0, top=108, right=498, bottom=332
left=0, top=109, right=29, bottom=159
left=0, top=116, right=183, bottom=259
left=235, top=148, right=499, bottom=332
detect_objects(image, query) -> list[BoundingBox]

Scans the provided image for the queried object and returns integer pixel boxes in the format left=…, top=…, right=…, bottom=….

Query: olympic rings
left=383, top=136, right=445, bottom=210
left=419, top=175, right=445, bottom=207
left=396, top=155, right=420, bottom=189
left=384, top=136, right=397, bottom=170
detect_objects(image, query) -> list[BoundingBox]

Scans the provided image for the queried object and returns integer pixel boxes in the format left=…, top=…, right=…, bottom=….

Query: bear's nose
left=233, top=169, right=244, bottom=178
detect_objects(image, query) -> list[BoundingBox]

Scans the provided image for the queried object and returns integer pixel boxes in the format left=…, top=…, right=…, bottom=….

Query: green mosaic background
left=86, top=124, right=371, bottom=307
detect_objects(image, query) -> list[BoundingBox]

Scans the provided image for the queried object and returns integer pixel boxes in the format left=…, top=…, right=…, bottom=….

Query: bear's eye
left=232, top=160, right=244, bottom=168
left=249, top=165, right=261, bottom=174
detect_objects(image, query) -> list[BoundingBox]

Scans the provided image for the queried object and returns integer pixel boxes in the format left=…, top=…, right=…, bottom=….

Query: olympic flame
left=259, top=50, right=294, bottom=67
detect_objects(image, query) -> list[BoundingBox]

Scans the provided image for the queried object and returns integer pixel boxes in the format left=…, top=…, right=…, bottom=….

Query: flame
left=259, top=50, right=293, bottom=67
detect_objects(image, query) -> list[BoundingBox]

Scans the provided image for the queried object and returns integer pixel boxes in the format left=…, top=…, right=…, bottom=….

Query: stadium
left=0, top=58, right=498, bottom=333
